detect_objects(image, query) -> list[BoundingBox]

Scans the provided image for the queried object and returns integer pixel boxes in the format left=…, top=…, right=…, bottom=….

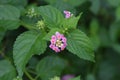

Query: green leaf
left=0, top=60, right=16, bottom=80
left=53, top=0, right=76, bottom=14
left=38, top=5, right=64, bottom=29
left=9, top=0, right=27, bottom=7
left=113, top=44, right=120, bottom=53
left=43, top=28, right=62, bottom=41
left=64, top=0, right=87, bottom=7
left=0, top=0, right=11, bottom=4
left=98, top=61, right=116, bottom=80
left=44, top=0, right=87, bottom=7
left=66, top=29, right=95, bottom=61
left=13, top=31, right=47, bottom=77
left=63, top=13, right=82, bottom=29
left=36, top=56, right=67, bottom=80
left=89, top=19, right=100, bottom=50
left=0, top=5, right=20, bottom=30
left=99, top=27, right=111, bottom=47
left=116, top=6, right=120, bottom=21
left=0, top=0, right=27, bottom=7
left=90, top=19, right=99, bottom=35
left=0, top=27, right=6, bottom=42
left=109, top=21, right=120, bottom=54
left=70, top=76, right=81, bottom=80
left=90, top=36, right=100, bottom=51
left=86, top=74, right=95, bottom=80
left=107, top=0, right=120, bottom=7
left=109, top=22, right=120, bottom=42
left=43, top=0, right=76, bottom=14
left=43, top=0, right=57, bottom=4
left=89, top=0, right=100, bottom=14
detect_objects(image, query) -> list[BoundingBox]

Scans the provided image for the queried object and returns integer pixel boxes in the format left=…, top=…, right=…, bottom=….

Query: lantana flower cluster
left=49, top=32, right=67, bottom=53
left=64, top=10, right=73, bottom=18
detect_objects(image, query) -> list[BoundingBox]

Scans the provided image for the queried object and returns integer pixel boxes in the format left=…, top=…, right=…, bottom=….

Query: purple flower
left=61, top=74, right=75, bottom=80
left=64, top=10, right=73, bottom=18
left=49, top=32, right=67, bottom=52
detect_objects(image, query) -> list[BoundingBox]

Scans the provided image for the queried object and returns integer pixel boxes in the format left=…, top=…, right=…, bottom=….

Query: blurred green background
left=0, top=0, right=120, bottom=80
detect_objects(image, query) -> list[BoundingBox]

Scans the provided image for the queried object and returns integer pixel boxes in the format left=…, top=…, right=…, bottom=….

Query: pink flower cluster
left=64, top=10, right=73, bottom=18
left=49, top=32, right=67, bottom=53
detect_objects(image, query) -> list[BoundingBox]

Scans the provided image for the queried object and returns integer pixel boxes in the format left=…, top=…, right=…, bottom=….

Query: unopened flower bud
left=26, top=7, right=37, bottom=18
left=36, top=20, right=45, bottom=29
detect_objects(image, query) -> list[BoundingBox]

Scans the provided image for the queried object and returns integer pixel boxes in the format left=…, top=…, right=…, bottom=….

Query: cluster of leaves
left=0, top=0, right=120, bottom=80
left=0, top=0, right=95, bottom=80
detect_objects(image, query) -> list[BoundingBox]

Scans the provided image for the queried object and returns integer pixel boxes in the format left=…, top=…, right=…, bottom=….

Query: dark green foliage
left=0, top=0, right=120, bottom=80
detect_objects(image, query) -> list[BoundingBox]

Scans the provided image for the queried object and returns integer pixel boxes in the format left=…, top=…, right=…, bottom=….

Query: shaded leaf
left=66, top=29, right=95, bottom=61
left=0, top=60, right=16, bottom=80
left=36, top=56, right=67, bottom=80
left=116, top=6, right=120, bottom=21
left=53, top=0, right=76, bottom=14
left=0, top=27, right=6, bottom=43
left=43, top=0, right=57, bottom=4
left=89, top=0, right=100, bottom=14
left=109, top=21, right=120, bottom=53
left=44, top=0, right=87, bottom=7
left=38, top=5, right=64, bottom=29
left=107, top=0, right=120, bottom=7
left=86, top=74, right=95, bottom=80
left=0, top=0, right=27, bottom=7
left=70, top=76, right=81, bottom=80
left=0, top=5, right=20, bottom=30
left=89, top=19, right=100, bottom=50
left=64, top=0, right=87, bottom=7
left=13, top=31, right=47, bottom=77
left=99, top=27, right=111, bottom=47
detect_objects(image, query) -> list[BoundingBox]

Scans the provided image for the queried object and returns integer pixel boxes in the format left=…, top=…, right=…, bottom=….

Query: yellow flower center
left=55, top=39, right=63, bottom=47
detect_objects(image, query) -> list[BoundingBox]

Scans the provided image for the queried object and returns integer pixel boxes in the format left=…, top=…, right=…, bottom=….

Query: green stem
left=20, top=21, right=37, bottom=30
left=24, top=69, right=35, bottom=80
left=35, top=75, right=40, bottom=80
left=27, top=69, right=37, bottom=75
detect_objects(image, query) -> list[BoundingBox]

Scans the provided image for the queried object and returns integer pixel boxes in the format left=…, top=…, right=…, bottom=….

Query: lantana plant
left=0, top=5, right=94, bottom=80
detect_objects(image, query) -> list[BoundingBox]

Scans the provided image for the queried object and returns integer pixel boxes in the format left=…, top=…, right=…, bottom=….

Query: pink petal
left=55, top=32, right=60, bottom=35
left=49, top=44, right=53, bottom=49
left=53, top=46, right=60, bottom=52
left=62, top=37, right=67, bottom=43
left=61, top=44, right=66, bottom=51
left=51, top=39, right=56, bottom=44
left=52, top=35, right=56, bottom=40
left=56, top=32, right=62, bottom=39
left=62, top=74, right=75, bottom=80
left=64, top=10, right=71, bottom=14
left=64, top=10, right=72, bottom=18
